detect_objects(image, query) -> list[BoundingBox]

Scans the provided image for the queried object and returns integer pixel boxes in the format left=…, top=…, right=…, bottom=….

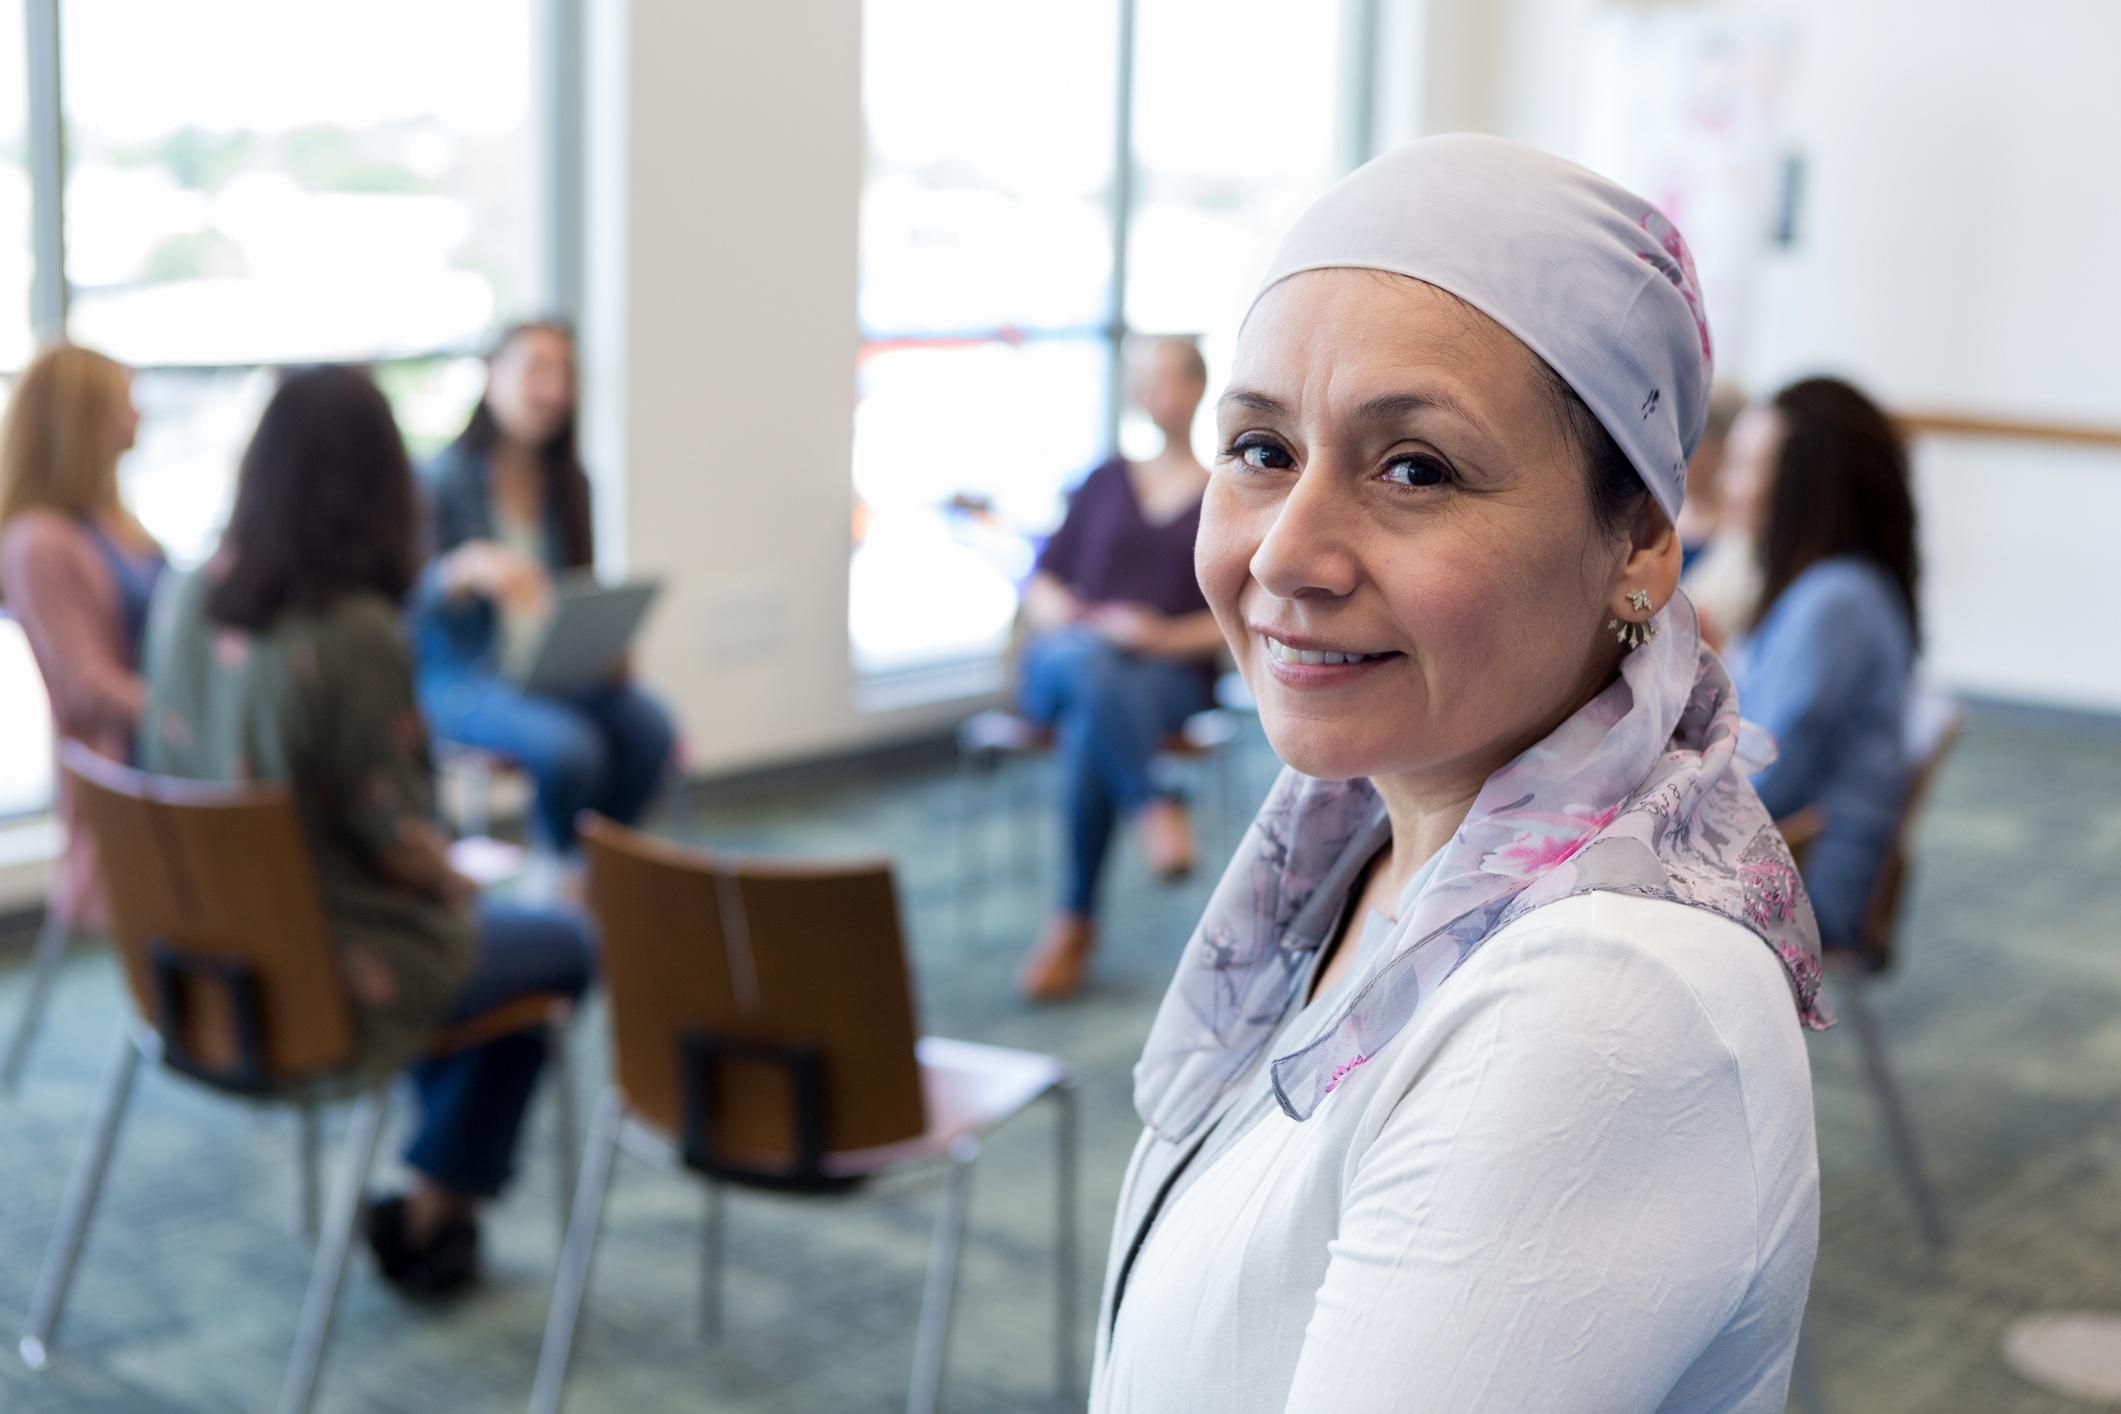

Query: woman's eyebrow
left=1218, top=387, right=1286, bottom=416
left=1352, top=390, right=1495, bottom=439
left=1218, top=386, right=1494, bottom=440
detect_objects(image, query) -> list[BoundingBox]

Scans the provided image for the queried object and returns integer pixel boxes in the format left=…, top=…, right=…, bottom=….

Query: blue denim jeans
left=419, top=671, right=677, bottom=852
left=1017, top=628, right=1211, bottom=916
left=402, top=902, right=595, bottom=1199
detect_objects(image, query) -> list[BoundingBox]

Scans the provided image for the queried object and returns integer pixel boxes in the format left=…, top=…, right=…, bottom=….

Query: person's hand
left=438, top=865, right=480, bottom=914
left=1085, top=602, right=1164, bottom=653
left=1021, top=573, right=1086, bottom=635
left=445, top=541, right=551, bottom=616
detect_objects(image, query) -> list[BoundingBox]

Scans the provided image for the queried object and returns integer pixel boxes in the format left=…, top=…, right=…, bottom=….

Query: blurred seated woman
left=1721, top=376, right=1921, bottom=953
left=141, top=366, right=593, bottom=1298
left=412, top=320, right=675, bottom=854
left=1015, top=336, right=1229, bottom=1002
left=0, top=344, right=164, bottom=938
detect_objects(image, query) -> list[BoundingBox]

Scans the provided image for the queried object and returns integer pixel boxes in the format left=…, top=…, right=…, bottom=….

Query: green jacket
left=140, top=567, right=474, bottom=1077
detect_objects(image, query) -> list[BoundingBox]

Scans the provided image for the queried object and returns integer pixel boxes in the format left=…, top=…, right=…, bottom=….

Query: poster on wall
left=1581, top=9, right=1797, bottom=381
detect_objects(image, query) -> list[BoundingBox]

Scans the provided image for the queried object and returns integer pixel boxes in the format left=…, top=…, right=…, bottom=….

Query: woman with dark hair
left=412, top=320, right=675, bottom=853
left=141, top=366, right=594, bottom=1298
left=1721, top=375, right=1921, bottom=953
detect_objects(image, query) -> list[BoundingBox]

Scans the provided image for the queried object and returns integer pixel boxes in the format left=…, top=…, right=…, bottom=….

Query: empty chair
left=532, top=815, right=1078, bottom=1414
left=17, top=744, right=576, bottom=1414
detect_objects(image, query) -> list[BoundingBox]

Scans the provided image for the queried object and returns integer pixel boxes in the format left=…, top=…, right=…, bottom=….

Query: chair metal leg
left=275, top=1085, right=389, bottom=1414
left=1836, top=972, right=1949, bottom=1252
left=700, top=1179, right=725, bottom=1343
left=531, top=1086, right=627, bottom=1414
left=1052, top=1074, right=1079, bottom=1409
left=952, top=747, right=979, bottom=948
left=1791, top=1322, right=1828, bottom=1413
left=907, top=1135, right=979, bottom=1414
left=463, top=757, right=494, bottom=839
left=980, top=750, right=1009, bottom=945
left=1011, top=756, right=1038, bottom=888
left=2, top=909, right=73, bottom=1092
left=297, top=1102, right=322, bottom=1240
left=548, top=1021, right=577, bottom=1252
left=19, top=1024, right=142, bottom=1370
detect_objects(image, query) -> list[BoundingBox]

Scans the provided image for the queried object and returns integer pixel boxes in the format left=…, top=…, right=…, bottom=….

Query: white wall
left=1411, top=0, right=2121, bottom=712
left=581, top=0, right=994, bottom=778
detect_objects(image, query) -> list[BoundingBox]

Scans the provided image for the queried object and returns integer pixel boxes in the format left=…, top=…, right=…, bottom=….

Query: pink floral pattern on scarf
left=1133, top=594, right=1827, bottom=1143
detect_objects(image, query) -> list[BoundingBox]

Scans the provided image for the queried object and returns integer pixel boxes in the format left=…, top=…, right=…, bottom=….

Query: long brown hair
left=1752, top=376, right=1921, bottom=645
left=447, top=319, right=595, bottom=569
left=1, top=344, right=136, bottom=529
left=208, top=366, right=421, bottom=631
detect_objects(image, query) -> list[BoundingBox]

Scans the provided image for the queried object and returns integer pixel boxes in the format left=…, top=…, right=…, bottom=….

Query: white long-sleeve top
left=1092, top=890, right=1820, bottom=1414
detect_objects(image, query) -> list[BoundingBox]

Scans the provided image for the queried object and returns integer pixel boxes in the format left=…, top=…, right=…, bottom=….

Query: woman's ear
left=1611, top=499, right=1683, bottom=626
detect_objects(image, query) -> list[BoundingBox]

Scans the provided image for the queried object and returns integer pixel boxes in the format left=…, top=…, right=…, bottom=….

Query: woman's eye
left=1229, top=439, right=1292, bottom=472
left=1382, top=454, right=1452, bottom=489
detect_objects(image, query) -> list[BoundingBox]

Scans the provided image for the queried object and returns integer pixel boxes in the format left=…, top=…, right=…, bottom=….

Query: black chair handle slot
left=149, top=944, right=275, bottom=1096
left=677, top=1031, right=860, bottom=1195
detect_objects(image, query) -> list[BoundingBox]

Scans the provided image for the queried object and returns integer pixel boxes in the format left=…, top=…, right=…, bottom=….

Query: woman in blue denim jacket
left=412, top=321, right=675, bottom=852
left=1721, top=377, right=1922, bottom=954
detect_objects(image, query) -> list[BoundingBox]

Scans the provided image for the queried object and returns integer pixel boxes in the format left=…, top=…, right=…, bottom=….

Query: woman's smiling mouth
left=1256, top=631, right=1403, bottom=685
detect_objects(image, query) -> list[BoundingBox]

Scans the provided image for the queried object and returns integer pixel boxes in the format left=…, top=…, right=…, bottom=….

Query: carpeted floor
left=0, top=704, right=2116, bottom=1413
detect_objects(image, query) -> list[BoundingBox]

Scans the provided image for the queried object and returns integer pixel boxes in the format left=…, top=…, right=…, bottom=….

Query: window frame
left=850, top=0, right=1381, bottom=684
left=0, top=0, right=582, bottom=824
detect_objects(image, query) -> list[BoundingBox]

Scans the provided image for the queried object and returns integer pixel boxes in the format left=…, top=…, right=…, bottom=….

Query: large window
left=0, top=0, right=28, bottom=372
left=852, top=0, right=1352, bottom=676
left=1, top=0, right=43, bottom=818
left=0, top=1, right=554, bottom=818
left=62, top=0, right=543, bottom=559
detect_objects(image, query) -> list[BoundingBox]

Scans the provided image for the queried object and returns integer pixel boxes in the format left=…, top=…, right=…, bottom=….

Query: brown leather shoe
left=1140, top=797, right=1197, bottom=881
left=1018, top=913, right=1098, bottom=1003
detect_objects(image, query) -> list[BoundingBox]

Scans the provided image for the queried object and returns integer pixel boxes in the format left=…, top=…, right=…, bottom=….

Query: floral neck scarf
left=1134, top=596, right=1828, bottom=1144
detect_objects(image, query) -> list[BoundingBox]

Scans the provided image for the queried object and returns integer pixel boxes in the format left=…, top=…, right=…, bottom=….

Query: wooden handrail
left=1896, top=410, right=2121, bottom=451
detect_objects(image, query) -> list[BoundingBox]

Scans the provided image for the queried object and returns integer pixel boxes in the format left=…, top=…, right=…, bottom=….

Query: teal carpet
left=0, top=706, right=2116, bottom=1412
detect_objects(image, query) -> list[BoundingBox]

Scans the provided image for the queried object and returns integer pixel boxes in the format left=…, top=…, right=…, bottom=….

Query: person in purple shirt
left=1016, top=337, right=1230, bottom=1001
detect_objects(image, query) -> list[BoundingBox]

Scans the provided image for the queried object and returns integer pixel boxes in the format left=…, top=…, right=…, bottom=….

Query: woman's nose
left=1249, top=464, right=1359, bottom=602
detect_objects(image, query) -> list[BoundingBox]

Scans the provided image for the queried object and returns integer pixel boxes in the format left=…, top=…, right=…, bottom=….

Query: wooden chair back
left=1855, top=689, right=1964, bottom=968
left=581, top=815, right=928, bottom=1180
left=62, top=741, right=357, bottom=1090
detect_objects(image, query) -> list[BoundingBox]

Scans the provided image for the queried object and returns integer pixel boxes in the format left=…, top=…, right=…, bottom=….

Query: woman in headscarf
left=1095, top=136, right=1826, bottom=1413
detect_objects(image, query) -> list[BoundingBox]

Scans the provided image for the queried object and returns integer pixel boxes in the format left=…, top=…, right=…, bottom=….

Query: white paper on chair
left=449, top=836, right=528, bottom=888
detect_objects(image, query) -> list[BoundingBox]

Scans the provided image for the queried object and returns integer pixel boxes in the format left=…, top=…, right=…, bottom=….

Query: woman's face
left=112, top=369, right=139, bottom=457
left=486, top=327, right=576, bottom=446
left=1716, top=405, right=1784, bottom=538
left=1130, top=341, right=1206, bottom=433
left=1198, top=270, right=1662, bottom=795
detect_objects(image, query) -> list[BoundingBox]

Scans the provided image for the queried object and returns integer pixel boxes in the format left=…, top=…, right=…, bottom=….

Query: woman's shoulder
left=1, top=507, right=93, bottom=564
left=1774, top=556, right=1907, bottom=632
left=1344, top=889, right=1817, bottom=1216
left=418, top=439, right=483, bottom=493
left=309, top=591, right=411, bottom=652
left=1073, top=455, right=1128, bottom=496
left=1405, top=891, right=1814, bottom=1092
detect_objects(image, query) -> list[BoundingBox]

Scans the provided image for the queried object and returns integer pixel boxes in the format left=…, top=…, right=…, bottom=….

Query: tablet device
left=507, top=575, right=661, bottom=696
